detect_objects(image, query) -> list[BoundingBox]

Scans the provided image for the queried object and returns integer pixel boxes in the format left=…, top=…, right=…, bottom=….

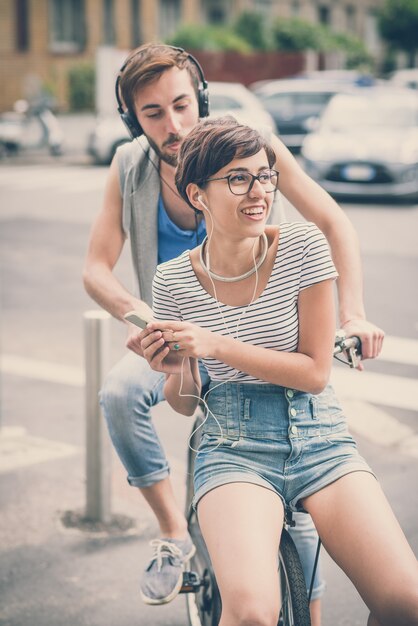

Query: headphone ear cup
left=120, top=110, right=143, bottom=139
left=198, top=85, right=210, bottom=118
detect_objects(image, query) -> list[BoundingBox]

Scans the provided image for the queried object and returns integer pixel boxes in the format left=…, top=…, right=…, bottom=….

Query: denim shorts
left=193, top=382, right=374, bottom=512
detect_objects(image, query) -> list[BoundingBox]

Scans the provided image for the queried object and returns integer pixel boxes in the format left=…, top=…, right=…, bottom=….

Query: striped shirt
left=152, top=222, right=338, bottom=384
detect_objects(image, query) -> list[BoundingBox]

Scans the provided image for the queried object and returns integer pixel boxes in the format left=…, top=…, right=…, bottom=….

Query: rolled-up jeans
left=100, top=350, right=325, bottom=600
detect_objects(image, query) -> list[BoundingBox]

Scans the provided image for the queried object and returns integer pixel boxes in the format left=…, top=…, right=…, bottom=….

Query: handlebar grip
left=345, top=336, right=362, bottom=356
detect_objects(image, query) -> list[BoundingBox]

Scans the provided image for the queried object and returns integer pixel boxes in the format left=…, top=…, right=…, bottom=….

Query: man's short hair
left=119, top=43, right=201, bottom=115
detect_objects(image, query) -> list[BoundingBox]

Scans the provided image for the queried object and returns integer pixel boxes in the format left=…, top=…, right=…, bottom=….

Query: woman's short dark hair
left=175, top=116, right=277, bottom=209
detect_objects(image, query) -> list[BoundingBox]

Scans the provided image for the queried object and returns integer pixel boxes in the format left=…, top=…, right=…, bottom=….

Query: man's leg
left=99, top=351, right=193, bottom=603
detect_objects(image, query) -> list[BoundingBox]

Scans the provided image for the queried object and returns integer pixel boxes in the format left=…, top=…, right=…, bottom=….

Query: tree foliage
left=68, top=63, right=95, bottom=111
left=272, top=18, right=322, bottom=51
left=378, top=0, right=418, bottom=64
left=167, top=25, right=251, bottom=53
left=233, top=11, right=272, bottom=51
left=167, top=14, right=372, bottom=69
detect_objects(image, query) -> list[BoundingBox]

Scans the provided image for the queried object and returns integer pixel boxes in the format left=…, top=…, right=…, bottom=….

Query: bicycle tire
left=186, top=508, right=222, bottom=626
left=278, top=528, right=311, bottom=626
left=184, top=412, right=204, bottom=516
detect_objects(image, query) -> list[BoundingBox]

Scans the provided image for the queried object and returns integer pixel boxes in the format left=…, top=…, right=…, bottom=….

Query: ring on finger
left=173, top=343, right=181, bottom=351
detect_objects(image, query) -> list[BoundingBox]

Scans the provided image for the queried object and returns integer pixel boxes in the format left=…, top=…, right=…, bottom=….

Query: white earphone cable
left=176, top=203, right=261, bottom=454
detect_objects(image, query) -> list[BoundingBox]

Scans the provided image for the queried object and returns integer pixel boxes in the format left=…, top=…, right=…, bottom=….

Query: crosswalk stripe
left=331, top=367, right=418, bottom=412
left=2, top=341, right=417, bottom=407
left=0, top=426, right=79, bottom=474
left=1, top=354, right=84, bottom=386
left=0, top=167, right=106, bottom=193
left=380, top=335, right=418, bottom=366
left=2, top=332, right=417, bottom=460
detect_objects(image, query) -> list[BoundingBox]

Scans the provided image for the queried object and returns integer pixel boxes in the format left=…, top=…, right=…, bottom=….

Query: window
left=253, top=0, right=272, bottom=15
left=203, top=0, right=226, bottom=25
left=158, top=0, right=181, bottom=39
left=318, top=5, right=331, bottom=25
left=291, top=0, right=300, bottom=17
left=103, top=0, right=115, bottom=45
left=49, top=0, right=86, bottom=53
left=345, top=5, right=356, bottom=33
left=209, top=94, right=242, bottom=110
left=131, top=0, right=142, bottom=47
left=16, top=0, right=30, bottom=51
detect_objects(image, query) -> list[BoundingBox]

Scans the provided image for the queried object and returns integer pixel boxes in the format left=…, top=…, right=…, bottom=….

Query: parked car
left=251, top=79, right=349, bottom=152
left=293, top=69, right=378, bottom=86
left=301, top=88, right=418, bottom=201
left=389, top=68, right=418, bottom=90
left=87, top=81, right=275, bottom=165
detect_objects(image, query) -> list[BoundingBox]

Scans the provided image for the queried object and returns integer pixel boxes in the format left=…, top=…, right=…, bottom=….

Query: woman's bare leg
left=197, top=482, right=284, bottom=626
left=303, top=472, right=418, bottom=626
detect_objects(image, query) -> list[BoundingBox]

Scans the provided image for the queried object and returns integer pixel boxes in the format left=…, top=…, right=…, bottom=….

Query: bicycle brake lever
left=347, top=345, right=360, bottom=369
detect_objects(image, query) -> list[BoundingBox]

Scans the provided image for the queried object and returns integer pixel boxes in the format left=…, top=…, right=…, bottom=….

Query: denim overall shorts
left=193, top=382, right=374, bottom=511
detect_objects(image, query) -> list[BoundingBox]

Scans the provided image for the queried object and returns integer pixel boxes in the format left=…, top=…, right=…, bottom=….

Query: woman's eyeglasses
left=203, top=169, right=279, bottom=196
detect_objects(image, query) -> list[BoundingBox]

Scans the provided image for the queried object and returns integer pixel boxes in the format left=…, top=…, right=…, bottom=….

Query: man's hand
left=126, top=325, right=148, bottom=357
left=341, top=318, right=385, bottom=370
left=124, top=302, right=154, bottom=356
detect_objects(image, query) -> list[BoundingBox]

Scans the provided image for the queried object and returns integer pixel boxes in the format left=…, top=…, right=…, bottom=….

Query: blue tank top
left=157, top=195, right=206, bottom=264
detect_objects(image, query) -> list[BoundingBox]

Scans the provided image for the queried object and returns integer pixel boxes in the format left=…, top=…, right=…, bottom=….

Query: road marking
left=2, top=339, right=417, bottom=410
left=331, top=368, right=418, bottom=413
left=1, top=354, right=84, bottom=386
left=343, top=400, right=418, bottom=458
left=2, top=338, right=417, bottom=458
left=0, top=167, right=106, bottom=194
left=380, top=335, right=418, bottom=366
left=0, top=427, right=79, bottom=474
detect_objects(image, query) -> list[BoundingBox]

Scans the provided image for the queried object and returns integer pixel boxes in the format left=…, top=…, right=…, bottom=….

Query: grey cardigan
left=117, top=134, right=285, bottom=307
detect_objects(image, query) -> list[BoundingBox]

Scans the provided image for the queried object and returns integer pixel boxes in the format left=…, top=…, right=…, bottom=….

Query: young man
left=83, top=43, right=384, bottom=619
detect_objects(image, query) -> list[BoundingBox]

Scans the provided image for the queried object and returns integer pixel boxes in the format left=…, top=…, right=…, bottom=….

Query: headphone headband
left=115, top=45, right=210, bottom=139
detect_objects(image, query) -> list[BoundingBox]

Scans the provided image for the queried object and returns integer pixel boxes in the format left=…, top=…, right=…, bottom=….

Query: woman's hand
left=139, top=327, right=185, bottom=374
left=147, top=320, right=217, bottom=360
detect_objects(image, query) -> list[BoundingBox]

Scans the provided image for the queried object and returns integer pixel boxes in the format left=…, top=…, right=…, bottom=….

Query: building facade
left=0, top=0, right=383, bottom=111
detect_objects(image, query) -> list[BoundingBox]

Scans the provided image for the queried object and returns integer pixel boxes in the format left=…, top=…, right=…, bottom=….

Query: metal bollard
left=84, top=310, right=112, bottom=523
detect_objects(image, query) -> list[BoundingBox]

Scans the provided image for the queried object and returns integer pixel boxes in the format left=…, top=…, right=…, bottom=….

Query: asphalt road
left=0, top=161, right=417, bottom=626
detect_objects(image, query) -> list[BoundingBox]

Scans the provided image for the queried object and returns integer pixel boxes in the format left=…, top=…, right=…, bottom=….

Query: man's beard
left=147, top=133, right=181, bottom=167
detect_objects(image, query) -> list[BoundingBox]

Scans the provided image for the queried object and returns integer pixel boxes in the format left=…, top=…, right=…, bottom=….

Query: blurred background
left=1, top=1, right=417, bottom=625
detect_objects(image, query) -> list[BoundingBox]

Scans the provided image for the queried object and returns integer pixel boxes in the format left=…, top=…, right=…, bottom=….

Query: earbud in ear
left=197, top=195, right=208, bottom=211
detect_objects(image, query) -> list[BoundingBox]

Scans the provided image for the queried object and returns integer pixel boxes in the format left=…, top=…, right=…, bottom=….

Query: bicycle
left=179, top=333, right=362, bottom=626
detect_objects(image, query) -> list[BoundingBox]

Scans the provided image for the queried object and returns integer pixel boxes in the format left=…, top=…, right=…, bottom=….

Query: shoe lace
left=148, top=539, right=183, bottom=572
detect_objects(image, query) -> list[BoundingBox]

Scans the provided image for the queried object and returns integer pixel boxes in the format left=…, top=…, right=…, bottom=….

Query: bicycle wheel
left=184, top=414, right=201, bottom=517
left=278, top=528, right=311, bottom=626
left=186, top=508, right=222, bottom=626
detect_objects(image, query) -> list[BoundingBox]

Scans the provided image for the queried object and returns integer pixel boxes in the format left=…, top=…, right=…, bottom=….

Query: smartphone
left=124, top=310, right=153, bottom=330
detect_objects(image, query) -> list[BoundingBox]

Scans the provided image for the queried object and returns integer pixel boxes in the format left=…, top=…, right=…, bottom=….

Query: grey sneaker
left=140, top=536, right=196, bottom=605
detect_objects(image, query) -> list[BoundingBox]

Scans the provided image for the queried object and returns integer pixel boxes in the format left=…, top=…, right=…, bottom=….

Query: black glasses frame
left=203, top=169, right=279, bottom=196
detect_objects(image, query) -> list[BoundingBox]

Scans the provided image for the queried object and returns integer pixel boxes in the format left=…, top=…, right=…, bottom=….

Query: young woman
left=140, top=117, right=418, bottom=626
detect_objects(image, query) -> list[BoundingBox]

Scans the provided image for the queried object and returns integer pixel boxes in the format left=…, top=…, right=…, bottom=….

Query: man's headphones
left=115, top=45, right=210, bottom=140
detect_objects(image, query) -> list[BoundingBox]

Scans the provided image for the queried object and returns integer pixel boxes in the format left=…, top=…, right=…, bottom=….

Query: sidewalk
left=0, top=373, right=191, bottom=626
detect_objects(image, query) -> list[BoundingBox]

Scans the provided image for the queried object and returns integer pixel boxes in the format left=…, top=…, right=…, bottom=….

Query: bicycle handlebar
left=334, top=333, right=362, bottom=368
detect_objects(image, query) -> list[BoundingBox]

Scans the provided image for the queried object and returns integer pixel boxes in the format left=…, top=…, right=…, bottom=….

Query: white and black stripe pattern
left=152, top=222, right=338, bottom=384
